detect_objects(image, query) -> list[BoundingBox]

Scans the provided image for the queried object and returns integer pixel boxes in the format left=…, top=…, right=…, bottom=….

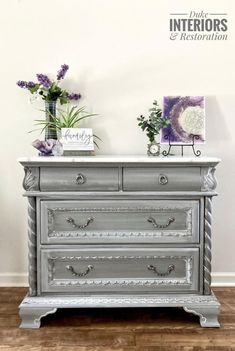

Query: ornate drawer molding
left=47, top=254, right=193, bottom=288
left=46, top=206, right=193, bottom=239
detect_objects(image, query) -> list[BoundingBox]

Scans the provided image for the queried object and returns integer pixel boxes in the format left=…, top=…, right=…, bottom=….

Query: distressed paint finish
left=18, top=156, right=220, bottom=328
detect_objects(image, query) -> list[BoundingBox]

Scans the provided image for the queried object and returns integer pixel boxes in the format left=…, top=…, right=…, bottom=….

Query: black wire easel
left=162, top=134, right=202, bottom=157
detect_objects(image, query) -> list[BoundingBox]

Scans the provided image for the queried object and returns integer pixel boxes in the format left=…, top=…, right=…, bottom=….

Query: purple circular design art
left=161, top=96, right=205, bottom=144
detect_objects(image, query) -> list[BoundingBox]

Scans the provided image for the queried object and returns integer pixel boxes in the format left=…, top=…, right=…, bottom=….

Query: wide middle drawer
left=41, top=200, right=199, bottom=244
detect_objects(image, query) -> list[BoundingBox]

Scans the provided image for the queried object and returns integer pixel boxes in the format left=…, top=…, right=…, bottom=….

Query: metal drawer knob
left=159, top=174, right=168, bottom=185
left=148, top=264, right=175, bottom=277
left=148, top=216, right=175, bottom=229
left=66, top=216, right=94, bottom=229
left=76, top=173, right=86, bottom=184
left=66, top=264, right=94, bottom=277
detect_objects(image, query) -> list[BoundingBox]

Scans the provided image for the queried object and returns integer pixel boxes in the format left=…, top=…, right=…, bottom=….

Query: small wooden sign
left=61, top=128, right=94, bottom=151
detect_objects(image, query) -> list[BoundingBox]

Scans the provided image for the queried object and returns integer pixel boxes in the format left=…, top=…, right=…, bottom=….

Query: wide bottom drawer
left=41, top=247, right=199, bottom=293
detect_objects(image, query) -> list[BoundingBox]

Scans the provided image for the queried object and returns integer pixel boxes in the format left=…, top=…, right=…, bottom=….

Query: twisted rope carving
left=204, top=197, right=212, bottom=295
left=28, top=197, right=37, bottom=296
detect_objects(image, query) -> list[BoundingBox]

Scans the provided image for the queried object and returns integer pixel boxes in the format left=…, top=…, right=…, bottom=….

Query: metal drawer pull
left=147, top=216, right=175, bottom=228
left=76, top=173, right=86, bottom=184
left=159, top=174, right=168, bottom=185
left=66, top=216, right=94, bottom=229
left=148, top=264, right=175, bottom=277
left=66, top=264, right=94, bottom=277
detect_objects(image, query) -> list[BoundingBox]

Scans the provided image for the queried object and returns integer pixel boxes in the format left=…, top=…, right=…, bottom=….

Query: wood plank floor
left=0, top=288, right=234, bottom=350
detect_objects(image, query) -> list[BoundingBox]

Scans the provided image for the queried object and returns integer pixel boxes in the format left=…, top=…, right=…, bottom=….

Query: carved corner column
left=22, top=166, right=39, bottom=296
left=27, top=196, right=37, bottom=296
left=203, top=196, right=212, bottom=295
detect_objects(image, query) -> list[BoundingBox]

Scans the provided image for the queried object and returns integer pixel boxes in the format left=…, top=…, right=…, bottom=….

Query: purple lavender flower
left=36, top=74, right=51, bottom=88
left=67, top=92, right=81, bottom=101
left=57, top=64, right=69, bottom=80
left=17, top=80, right=28, bottom=88
left=27, top=81, right=36, bottom=88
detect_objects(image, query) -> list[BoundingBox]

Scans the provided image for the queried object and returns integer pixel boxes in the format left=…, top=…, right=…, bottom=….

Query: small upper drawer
left=40, top=167, right=119, bottom=191
left=123, top=167, right=201, bottom=191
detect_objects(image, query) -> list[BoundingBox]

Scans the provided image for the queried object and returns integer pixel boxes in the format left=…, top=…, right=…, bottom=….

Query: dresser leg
left=19, top=307, right=57, bottom=328
left=183, top=306, right=220, bottom=327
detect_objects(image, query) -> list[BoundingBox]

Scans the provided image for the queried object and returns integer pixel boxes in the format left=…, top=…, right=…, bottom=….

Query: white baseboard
left=0, top=272, right=235, bottom=287
left=211, top=272, right=235, bottom=287
left=0, top=273, right=28, bottom=287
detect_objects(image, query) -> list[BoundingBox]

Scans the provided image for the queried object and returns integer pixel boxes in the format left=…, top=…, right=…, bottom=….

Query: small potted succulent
left=137, top=100, right=169, bottom=156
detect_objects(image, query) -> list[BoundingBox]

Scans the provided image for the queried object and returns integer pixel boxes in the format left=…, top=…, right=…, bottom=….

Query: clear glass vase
left=45, top=101, right=57, bottom=140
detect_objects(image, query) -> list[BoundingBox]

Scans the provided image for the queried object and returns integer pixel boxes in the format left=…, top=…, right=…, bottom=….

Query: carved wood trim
left=47, top=255, right=193, bottom=287
left=47, top=206, right=193, bottom=239
left=201, top=167, right=217, bottom=191
left=28, top=197, right=37, bottom=296
left=50, top=279, right=190, bottom=287
left=204, top=196, right=212, bottom=295
left=21, top=294, right=219, bottom=306
left=23, top=167, right=39, bottom=191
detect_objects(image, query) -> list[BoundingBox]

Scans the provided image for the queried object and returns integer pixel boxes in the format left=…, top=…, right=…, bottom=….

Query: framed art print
left=161, top=96, right=205, bottom=144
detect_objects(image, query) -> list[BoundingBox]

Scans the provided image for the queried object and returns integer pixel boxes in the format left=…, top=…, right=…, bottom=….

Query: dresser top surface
left=18, top=155, right=220, bottom=166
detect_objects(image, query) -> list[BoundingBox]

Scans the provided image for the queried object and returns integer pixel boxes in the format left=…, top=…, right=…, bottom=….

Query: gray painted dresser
left=18, top=156, right=220, bottom=328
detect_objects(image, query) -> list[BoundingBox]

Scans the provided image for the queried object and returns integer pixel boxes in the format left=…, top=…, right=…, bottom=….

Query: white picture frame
left=61, top=128, right=94, bottom=151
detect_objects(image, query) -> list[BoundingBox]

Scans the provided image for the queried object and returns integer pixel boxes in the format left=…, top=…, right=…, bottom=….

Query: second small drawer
left=41, top=199, right=199, bottom=244
left=123, top=167, right=201, bottom=191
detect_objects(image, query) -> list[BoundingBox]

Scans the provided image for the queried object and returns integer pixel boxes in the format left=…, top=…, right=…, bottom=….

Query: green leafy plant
left=137, top=100, right=169, bottom=142
left=33, top=105, right=101, bottom=148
